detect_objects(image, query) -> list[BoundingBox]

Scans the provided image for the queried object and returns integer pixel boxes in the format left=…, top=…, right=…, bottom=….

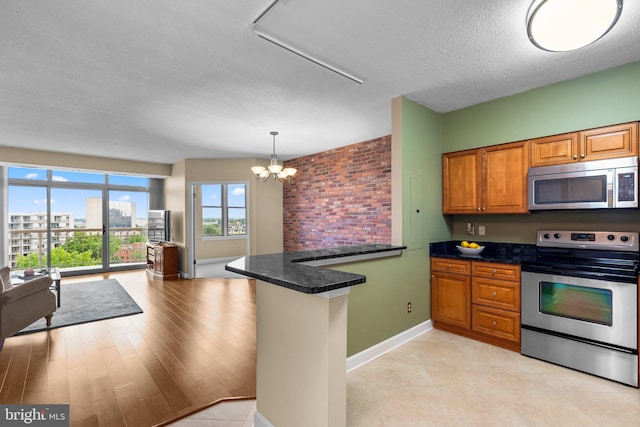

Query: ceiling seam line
left=254, top=30, right=364, bottom=85
left=251, top=0, right=281, bottom=26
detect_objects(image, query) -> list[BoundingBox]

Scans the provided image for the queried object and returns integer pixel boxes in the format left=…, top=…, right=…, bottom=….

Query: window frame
left=201, top=182, right=247, bottom=239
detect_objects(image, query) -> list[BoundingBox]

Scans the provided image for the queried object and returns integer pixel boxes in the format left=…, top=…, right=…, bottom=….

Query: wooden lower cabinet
left=431, top=270, right=471, bottom=329
left=431, top=257, right=521, bottom=351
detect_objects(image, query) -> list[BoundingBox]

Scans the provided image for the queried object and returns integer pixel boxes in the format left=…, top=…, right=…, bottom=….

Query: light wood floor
left=0, top=270, right=257, bottom=427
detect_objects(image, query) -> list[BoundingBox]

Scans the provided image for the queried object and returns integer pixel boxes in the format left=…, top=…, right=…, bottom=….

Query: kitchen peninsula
left=226, top=244, right=405, bottom=427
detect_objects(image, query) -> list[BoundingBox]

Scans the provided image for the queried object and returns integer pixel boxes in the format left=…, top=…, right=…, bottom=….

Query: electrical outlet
left=478, top=225, right=485, bottom=236
left=466, top=222, right=474, bottom=236
left=407, top=302, right=412, bottom=313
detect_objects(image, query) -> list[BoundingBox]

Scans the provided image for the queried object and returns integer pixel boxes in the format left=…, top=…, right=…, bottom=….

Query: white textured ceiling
left=1, top=1, right=639, bottom=164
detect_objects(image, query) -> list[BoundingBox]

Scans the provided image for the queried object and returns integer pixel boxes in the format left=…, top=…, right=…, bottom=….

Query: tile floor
left=170, top=329, right=640, bottom=426
left=167, top=398, right=256, bottom=426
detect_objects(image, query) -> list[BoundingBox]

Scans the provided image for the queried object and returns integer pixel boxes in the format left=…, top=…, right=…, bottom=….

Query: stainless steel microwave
left=528, top=157, right=638, bottom=210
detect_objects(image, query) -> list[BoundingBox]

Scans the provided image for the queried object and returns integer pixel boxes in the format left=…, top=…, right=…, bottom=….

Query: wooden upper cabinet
left=530, top=132, right=578, bottom=167
left=483, top=141, right=529, bottom=214
left=530, top=122, right=638, bottom=167
left=580, top=122, right=638, bottom=162
left=442, top=149, right=482, bottom=214
left=443, top=141, right=528, bottom=214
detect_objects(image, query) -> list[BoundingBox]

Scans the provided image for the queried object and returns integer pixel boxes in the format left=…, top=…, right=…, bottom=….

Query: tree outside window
left=202, top=183, right=246, bottom=237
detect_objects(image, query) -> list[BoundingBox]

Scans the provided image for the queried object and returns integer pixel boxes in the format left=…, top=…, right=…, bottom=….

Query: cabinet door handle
left=476, top=207, right=481, bottom=211
left=580, top=153, right=585, bottom=158
left=492, top=321, right=497, bottom=326
left=573, top=155, right=578, bottom=159
left=492, top=269, right=497, bottom=274
left=447, top=264, right=452, bottom=269
left=492, top=291, right=497, bottom=297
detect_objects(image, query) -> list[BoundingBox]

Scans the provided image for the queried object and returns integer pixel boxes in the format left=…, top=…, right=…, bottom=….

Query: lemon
left=469, top=242, right=480, bottom=249
left=461, top=241, right=470, bottom=248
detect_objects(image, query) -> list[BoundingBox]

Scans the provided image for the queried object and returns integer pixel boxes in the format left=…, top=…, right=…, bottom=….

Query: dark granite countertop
left=429, top=241, right=537, bottom=265
left=225, top=244, right=406, bottom=294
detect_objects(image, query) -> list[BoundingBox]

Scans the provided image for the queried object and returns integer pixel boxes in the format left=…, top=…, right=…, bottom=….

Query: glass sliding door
left=8, top=185, right=49, bottom=269
left=49, top=188, right=104, bottom=271
left=7, top=167, right=151, bottom=274
left=108, top=189, right=148, bottom=268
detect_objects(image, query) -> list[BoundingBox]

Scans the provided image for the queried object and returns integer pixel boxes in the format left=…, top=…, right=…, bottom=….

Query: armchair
left=0, top=267, right=56, bottom=351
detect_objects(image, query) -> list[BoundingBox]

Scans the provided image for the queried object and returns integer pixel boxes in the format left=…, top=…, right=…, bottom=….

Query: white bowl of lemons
left=456, top=241, right=485, bottom=255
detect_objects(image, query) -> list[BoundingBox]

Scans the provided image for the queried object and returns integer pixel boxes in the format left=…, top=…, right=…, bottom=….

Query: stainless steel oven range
left=521, top=230, right=639, bottom=387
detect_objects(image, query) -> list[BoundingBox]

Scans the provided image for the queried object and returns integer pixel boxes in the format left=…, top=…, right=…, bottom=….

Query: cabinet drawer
left=431, top=257, right=470, bottom=275
left=472, top=261, right=520, bottom=281
left=472, top=277, right=520, bottom=312
left=472, top=305, right=520, bottom=343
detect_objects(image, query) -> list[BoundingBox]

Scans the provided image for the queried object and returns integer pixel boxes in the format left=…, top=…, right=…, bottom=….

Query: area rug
left=15, top=279, right=143, bottom=335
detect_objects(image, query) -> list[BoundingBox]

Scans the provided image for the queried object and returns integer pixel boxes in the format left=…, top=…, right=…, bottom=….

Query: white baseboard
left=254, top=410, right=274, bottom=427
left=196, top=256, right=243, bottom=265
left=346, top=319, right=432, bottom=373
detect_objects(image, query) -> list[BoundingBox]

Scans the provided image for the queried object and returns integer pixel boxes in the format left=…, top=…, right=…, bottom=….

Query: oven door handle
left=607, top=169, right=614, bottom=208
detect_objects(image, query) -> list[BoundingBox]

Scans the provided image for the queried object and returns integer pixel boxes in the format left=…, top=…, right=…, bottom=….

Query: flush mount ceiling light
left=527, top=0, right=623, bottom=52
left=251, top=131, right=297, bottom=183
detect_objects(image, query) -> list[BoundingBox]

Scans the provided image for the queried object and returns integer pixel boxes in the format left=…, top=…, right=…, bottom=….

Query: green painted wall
left=338, top=250, right=429, bottom=356
left=401, top=97, right=452, bottom=247
left=440, top=61, right=640, bottom=243
left=343, top=97, right=450, bottom=357
left=442, top=61, right=640, bottom=152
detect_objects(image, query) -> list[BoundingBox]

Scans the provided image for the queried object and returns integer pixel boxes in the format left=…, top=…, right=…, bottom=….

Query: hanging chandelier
left=251, top=131, right=297, bottom=182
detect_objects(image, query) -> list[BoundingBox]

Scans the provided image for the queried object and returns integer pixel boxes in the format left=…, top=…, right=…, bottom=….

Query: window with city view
left=7, top=167, right=150, bottom=272
left=202, top=183, right=247, bottom=237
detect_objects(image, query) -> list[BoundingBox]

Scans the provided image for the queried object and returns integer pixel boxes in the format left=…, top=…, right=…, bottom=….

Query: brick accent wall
left=282, top=135, right=392, bottom=252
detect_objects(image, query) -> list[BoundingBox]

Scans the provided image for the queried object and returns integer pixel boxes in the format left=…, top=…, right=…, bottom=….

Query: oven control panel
left=537, top=230, right=639, bottom=251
